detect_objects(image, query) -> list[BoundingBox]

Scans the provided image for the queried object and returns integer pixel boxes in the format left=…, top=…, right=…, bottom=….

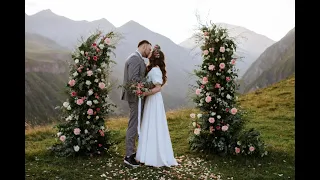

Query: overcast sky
left=25, top=0, right=295, bottom=44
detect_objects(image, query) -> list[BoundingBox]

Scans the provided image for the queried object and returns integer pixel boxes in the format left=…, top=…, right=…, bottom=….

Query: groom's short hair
left=138, top=40, right=151, bottom=48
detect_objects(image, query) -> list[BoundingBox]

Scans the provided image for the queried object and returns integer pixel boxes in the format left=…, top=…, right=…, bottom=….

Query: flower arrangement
left=188, top=23, right=267, bottom=157
left=50, top=30, right=118, bottom=157
left=120, top=77, right=154, bottom=99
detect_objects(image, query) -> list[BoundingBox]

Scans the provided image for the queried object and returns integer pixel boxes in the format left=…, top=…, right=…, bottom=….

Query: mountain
left=179, top=23, right=275, bottom=78
left=25, top=9, right=116, bottom=50
left=240, top=27, right=295, bottom=93
left=25, top=32, right=71, bottom=125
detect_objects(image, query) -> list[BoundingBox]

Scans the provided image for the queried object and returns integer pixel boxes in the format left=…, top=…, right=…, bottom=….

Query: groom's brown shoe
left=124, top=154, right=139, bottom=167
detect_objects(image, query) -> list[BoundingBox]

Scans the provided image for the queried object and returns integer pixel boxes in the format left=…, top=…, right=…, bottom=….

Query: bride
left=135, top=44, right=178, bottom=167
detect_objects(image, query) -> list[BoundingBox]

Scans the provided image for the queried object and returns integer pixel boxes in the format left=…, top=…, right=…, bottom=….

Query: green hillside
left=25, top=76, right=295, bottom=179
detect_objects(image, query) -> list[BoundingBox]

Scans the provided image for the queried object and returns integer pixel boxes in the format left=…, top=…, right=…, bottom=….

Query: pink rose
left=221, top=125, right=229, bottom=131
left=203, top=50, right=209, bottom=55
left=235, top=147, right=240, bottom=154
left=85, top=52, right=88, bottom=56
left=202, top=77, right=208, bottom=84
left=219, top=47, right=225, bottom=53
left=104, top=38, right=111, bottom=45
left=73, top=128, right=81, bottom=135
left=71, top=91, right=77, bottom=97
left=249, top=146, right=255, bottom=152
left=87, top=70, right=93, bottom=76
left=208, top=117, right=215, bottom=123
left=190, top=113, right=196, bottom=118
left=203, top=31, right=209, bottom=36
left=99, top=82, right=106, bottom=89
left=76, top=99, right=84, bottom=105
left=87, top=108, right=94, bottom=115
left=205, top=96, right=212, bottom=103
left=219, top=63, right=225, bottom=69
left=209, top=47, right=214, bottom=52
left=59, top=135, right=66, bottom=142
left=208, top=65, right=215, bottom=71
left=226, top=77, right=231, bottom=82
left=195, top=89, right=201, bottom=95
left=99, top=130, right=105, bottom=137
left=200, top=85, right=205, bottom=89
left=68, top=79, right=76, bottom=87
left=231, top=59, right=236, bottom=65
left=215, top=83, right=221, bottom=88
left=231, top=108, right=237, bottom=115
left=93, top=56, right=98, bottom=61
left=194, top=128, right=201, bottom=135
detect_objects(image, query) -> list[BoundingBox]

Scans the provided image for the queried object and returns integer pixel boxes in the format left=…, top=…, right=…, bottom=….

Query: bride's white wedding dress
left=136, top=67, right=178, bottom=167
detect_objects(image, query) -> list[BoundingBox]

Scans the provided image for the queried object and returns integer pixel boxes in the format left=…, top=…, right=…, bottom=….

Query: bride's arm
left=143, top=84, right=161, bottom=96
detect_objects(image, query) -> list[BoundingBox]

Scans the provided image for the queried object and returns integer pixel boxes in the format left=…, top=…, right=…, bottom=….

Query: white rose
left=98, top=44, right=104, bottom=49
left=217, top=115, right=221, bottom=119
left=86, top=101, right=92, bottom=106
left=80, top=51, right=84, bottom=55
left=86, top=121, right=90, bottom=124
left=73, top=72, right=78, bottom=77
left=87, top=116, right=91, bottom=119
left=67, top=105, right=71, bottom=110
left=74, top=59, right=79, bottom=63
left=63, top=102, right=69, bottom=108
left=211, top=112, right=216, bottom=116
left=73, top=145, right=80, bottom=152
left=93, top=100, right=99, bottom=104
left=85, top=129, right=88, bottom=134
left=57, top=132, right=62, bottom=137
left=86, top=80, right=91, bottom=85
left=192, top=122, right=196, bottom=127
left=197, top=114, right=202, bottom=118
left=96, top=116, right=99, bottom=120
left=88, top=89, right=93, bottom=96
left=100, top=126, right=104, bottom=130
left=226, top=94, right=231, bottom=99
left=97, top=68, right=102, bottom=72
left=94, top=79, right=99, bottom=83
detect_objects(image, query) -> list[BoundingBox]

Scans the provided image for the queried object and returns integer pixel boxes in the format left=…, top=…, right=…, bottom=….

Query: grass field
left=25, top=76, right=295, bottom=180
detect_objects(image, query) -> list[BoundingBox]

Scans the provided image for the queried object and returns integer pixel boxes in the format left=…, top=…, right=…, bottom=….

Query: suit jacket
left=121, top=51, right=147, bottom=102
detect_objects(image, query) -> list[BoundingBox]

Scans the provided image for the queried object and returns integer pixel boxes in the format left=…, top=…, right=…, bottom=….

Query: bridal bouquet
left=121, top=77, right=154, bottom=99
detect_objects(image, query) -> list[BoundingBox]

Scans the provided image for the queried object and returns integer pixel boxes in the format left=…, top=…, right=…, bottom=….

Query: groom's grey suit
left=121, top=51, right=146, bottom=157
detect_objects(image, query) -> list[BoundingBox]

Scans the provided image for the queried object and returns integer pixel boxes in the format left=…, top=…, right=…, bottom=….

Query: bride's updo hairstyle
left=146, top=44, right=167, bottom=86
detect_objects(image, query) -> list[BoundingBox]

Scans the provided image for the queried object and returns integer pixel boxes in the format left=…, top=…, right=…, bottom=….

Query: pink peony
left=190, top=113, right=196, bottom=118
left=209, top=47, right=214, bottom=52
left=205, top=96, right=212, bottom=103
left=226, top=77, right=231, bottom=82
left=87, top=108, right=94, bottom=115
left=104, top=38, right=111, bottom=45
left=235, top=147, right=240, bottom=154
left=203, top=50, right=209, bottom=55
left=76, top=99, right=84, bottom=105
left=231, top=59, right=236, bottom=65
left=87, top=70, right=93, bottom=76
left=215, top=83, right=221, bottom=89
left=219, top=46, right=225, bottom=53
left=73, top=128, right=81, bottom=135
left=209, top=126, right=215, bottom=133
left=68, top=79, right=76, bottom=87
left=221, top=125, right=229, bottom=131
left=208, top=117, right=215, bottom=123
left=59, top=135, right=66, bottom=142
left=219, top=63, right=225, bottom=69
left=249, top=146, right=255, bottom=152
left=99, top=82, right=106, bottom=89
left=208, top=65, right=215, bottom=71
left=231, top=108, right=238, bottom=115
left=202, top=77, right=208, bottom=84
left=195, top=89, right=201, bottom=95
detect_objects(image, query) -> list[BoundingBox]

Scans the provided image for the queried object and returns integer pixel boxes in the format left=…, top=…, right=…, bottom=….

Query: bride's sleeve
left=152, top=68, right=163, bottom=85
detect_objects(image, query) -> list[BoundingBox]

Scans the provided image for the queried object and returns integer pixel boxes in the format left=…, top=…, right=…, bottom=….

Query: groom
left=121, top=40, right=152, bottom=167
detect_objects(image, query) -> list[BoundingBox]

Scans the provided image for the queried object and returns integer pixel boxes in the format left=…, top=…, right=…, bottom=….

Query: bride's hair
left=146, top=44, right=167, bottom=86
